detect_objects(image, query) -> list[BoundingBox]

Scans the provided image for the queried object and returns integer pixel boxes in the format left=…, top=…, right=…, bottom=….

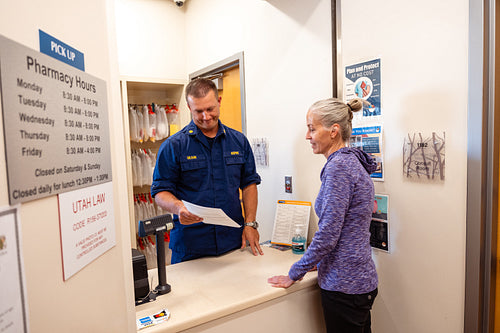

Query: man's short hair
left=185, top=78, right=218, bottom=103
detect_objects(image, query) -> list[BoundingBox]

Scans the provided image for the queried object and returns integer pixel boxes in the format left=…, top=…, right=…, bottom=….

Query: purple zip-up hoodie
left=289, top=147, right=378, bottom=294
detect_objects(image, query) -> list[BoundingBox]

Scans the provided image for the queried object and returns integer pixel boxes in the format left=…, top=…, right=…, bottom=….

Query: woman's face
left=306, top=110, right=336, bottom=157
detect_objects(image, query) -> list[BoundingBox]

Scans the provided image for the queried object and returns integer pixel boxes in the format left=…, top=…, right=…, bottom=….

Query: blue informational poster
left=350, top=125, right=384, bottom=180
left=344, top=58, right=381, bottom=117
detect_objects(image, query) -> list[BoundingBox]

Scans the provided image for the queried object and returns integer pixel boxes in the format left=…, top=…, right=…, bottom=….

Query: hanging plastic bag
left=156, top=105, right=169, bottom=140
left=145, top=236, right=157, bottom=269
left=141, top=149, right=153, bottom=186
left=131, top=151, right=139, bottom=186
left=142, top=105, right=150, bottom=142
left=167, top=104, right=180, bottom=135
left=134, top=151, right=143, bottom=186
left=129, top=106, right=140, bottom=142
left=134, top=196, right=140, bottom=223
left=134, top=151, right=144, bottom=187
left=147, top=195, right=156, bottom=219
left=136, top=108, right=145, bottom=143
left=138, top=195, right=147, bottom=221
left=153, top=104, right=162, bottom=141
left=148, top=104, right=156, bottom=142
left=147, top=149, right=156, bottom=181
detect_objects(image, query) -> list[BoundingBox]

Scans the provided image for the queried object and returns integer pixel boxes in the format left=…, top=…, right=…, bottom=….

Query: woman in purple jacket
left=268, top=98, right=378, bottom=333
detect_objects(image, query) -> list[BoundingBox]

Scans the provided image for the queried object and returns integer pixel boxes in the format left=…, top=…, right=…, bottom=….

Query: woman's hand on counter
left=267, top=275, right=297, bottom=288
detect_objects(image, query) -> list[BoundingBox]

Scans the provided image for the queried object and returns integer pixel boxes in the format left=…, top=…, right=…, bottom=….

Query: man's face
left=187, top=89, right=221, bottom=136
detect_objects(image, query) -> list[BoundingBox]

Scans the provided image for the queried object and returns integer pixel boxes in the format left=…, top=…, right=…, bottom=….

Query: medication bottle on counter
left=291, top=228, right=306, bottom=254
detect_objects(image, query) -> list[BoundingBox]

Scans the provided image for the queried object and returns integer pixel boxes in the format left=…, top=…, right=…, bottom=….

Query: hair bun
left=347, top=98, right=364, bottom=113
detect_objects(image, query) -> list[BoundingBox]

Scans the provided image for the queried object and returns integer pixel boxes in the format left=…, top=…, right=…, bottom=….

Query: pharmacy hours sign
left=0, top=34, right=112, bottom=204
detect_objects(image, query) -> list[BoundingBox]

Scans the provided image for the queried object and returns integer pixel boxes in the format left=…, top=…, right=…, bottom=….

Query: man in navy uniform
left=151, top=78, right=263, bottom=264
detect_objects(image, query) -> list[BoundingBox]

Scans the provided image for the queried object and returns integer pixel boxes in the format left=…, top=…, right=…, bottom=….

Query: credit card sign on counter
left=0, top=34, right=112, bottom=204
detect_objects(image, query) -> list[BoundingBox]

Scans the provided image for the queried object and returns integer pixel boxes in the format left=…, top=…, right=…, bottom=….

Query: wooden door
left=218, top=66, right=242, bottom=132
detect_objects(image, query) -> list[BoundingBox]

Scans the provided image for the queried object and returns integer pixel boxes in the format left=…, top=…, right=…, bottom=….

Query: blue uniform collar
left=186, top=120, right=226, bottom=146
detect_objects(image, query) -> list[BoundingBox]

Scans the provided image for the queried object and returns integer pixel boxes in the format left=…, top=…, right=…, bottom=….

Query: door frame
left=188, top=52, right=247, bottom=134
left=465, top=0, right=499, bottom=332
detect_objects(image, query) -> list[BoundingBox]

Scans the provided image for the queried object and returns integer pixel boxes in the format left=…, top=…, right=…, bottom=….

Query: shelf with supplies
left=120, top=77, right=189, bottom=250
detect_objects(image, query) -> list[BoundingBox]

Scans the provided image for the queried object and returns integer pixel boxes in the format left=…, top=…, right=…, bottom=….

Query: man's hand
left=241, top=226, right=264, bottom=256
left=267, top=275, right=296, bottom=288
left=154, top=191, right=203, bottom=225
left=177, top=205, right=203, bottom=225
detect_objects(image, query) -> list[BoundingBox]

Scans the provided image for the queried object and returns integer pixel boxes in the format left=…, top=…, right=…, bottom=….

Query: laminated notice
left=137, top=308, right=170, bottom=330
left=271, top=200, right=311, bottom=246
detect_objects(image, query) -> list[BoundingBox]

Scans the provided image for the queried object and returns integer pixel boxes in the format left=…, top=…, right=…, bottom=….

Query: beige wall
left=0, top=0, right=136, bottom=332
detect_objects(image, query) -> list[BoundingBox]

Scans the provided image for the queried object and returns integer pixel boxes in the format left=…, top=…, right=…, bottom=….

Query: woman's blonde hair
left=308, top=98, right=364, bottom=141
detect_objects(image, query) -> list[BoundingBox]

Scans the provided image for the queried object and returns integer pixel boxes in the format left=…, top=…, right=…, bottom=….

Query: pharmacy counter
left=135, top=246, right=325, bottom=332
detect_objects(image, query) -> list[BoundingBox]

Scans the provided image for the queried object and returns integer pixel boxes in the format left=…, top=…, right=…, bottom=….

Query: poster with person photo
left=344, top=58, right=381, bottom=119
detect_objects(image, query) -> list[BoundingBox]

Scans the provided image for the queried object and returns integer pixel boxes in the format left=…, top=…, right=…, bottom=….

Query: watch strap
left=244, top=221, right=259, bottom=229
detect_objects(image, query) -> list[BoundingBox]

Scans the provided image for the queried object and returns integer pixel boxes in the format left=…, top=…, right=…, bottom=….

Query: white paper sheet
left=182, top=201, right=241, bottom=228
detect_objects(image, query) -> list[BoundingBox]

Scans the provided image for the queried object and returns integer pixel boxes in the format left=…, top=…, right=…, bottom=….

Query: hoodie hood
left=339, top=147, right=377, bottom=174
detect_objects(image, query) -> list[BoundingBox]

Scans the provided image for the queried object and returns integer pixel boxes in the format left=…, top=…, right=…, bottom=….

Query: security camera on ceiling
left=173, top=0, right=185, bottom=7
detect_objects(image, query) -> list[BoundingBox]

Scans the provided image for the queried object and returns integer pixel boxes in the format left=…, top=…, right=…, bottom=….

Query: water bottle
left=291, top=228, right=306, bottom=254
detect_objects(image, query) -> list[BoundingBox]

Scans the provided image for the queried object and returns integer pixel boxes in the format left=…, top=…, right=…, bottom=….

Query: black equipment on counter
left=137, top=213, right=174, bottom=299
left=132, top=248, right=149, bottom=303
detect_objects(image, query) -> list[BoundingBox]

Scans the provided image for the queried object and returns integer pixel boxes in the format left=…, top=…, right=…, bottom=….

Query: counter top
left=135, top=246, right=318, bottom=332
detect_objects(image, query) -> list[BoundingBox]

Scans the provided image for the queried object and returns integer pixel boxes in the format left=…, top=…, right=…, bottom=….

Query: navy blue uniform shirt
left=151, top=120, right=261, bottom=263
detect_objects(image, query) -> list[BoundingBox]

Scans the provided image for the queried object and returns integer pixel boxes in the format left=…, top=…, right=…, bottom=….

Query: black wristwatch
left=244, top=221, right=259, bottom=229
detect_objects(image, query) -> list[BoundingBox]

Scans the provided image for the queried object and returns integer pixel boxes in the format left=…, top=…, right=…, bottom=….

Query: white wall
left=114, top=0, right=332, bottom=244
left=115, top=0, right=469, bottom=332
left=184, top=0, right=333, bottom=251
left=341, top=1, right=468, bottom=332
left=0, top=0, right=136, bottom=332
left=115, top=0, right=187, bottom=80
